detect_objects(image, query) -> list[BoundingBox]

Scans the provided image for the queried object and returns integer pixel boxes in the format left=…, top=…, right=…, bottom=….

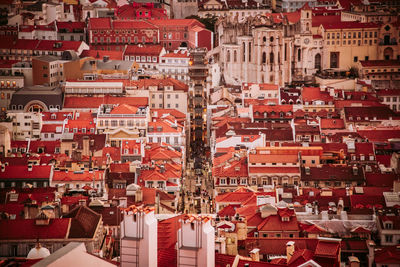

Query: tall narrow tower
left=188, top=48, right=208, bottom=151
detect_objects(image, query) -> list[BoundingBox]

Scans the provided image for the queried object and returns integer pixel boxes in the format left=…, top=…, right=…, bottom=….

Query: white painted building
left=177, top=216, right=215, bottom=267
left=8, top=112, right=42, bottom=140
left=213, top=134, right=265, bottom=156
left=158, top=50, right=191, bottom=84
left=120, top=209, right=157, bottom=267
left=64, top=81, right=124, bottom=95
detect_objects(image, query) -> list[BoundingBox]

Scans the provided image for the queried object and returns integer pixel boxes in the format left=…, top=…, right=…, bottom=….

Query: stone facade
left=214, top=8, right=321, bottom=86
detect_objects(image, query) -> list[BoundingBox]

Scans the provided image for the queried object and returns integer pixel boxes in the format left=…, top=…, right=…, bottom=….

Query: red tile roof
left=124, top=44, right=164, bottom=56
left=56, top=21, right=85, bottom=32
left=320, top=118, right=345, bottom=129
left=314, top=240, right=340, bottom=259
left=322, top=21, right=379, bottom=30
left=63, top=96, right=148, bottom=109
left=89, top=17, right=112, bottom=30
left=158, top=215, right=181, bottom=250
left=357, top=129, right=400, bottom=142
left=0, top=218, right=70, bottom=240
left=53, top=170, right=103, bottom=182
left=257, top=214, right=299, bottom=232
left=213, top=158, right=248, bottom=178
left=302, top=87, right=333, bottom=103
left=0, top=165, right=52, bottom=180
left=110, top=104, right=138, bottom=114
left=80, top=49, right=124, bottom=60
left=114, top=20, right=158, bottom=29
left=376, top=89, right=400, bottom=96
left=374, top=246, right=400, bottom=264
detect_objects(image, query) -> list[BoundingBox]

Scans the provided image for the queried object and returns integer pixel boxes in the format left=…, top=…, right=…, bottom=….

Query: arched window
left=270, top=52, right=274, bottom=64
left=263, top=36, right=267, bottom=43
left=315, top=53, right=321, bottom=71
left=248, top=44, right=251, bottom=62
left=306, top=23, right=310, bottom=32
left=297, top=49, right=301, bottom=61
left=262, top=52, right=266, bottom=64
left=227, top=50, right=231, bottom=62
left=243, top=42, right=246, bottom=61
left=234, top=50, right=237, bottom=62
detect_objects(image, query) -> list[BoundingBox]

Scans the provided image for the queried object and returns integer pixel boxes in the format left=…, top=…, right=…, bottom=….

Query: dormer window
left=385, top=222, right=393, bottom=229
left=51, top=114, right=56, bottom=119
left=124, top=148, right=129, bottom=154
left=157, top=126, right=162, bottom=132
left=235, top=166, right=240, bottom=171
left=282, top=216, right=290, bottom=222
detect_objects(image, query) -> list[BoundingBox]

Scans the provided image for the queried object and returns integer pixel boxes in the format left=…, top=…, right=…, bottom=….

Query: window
left=220, top=178, right=226, bottom=185
left=330, top=52, right=339, bottom=68
left=385, top=235, right=393, bottom=243
left=354, top=56, right=358, bottom=62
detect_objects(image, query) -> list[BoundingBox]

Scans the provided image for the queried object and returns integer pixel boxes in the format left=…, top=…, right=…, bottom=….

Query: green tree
left=186, top=15, right=218, bottom=32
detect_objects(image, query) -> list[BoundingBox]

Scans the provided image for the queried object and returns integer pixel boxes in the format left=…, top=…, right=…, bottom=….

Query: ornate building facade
left=214, top=6, right=322, bottom=86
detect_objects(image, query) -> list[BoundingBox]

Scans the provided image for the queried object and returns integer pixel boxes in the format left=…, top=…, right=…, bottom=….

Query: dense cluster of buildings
left=0, top=0, right=399, bottom=266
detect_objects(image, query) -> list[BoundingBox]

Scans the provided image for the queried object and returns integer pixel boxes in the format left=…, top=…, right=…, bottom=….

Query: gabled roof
left=148, top=121, right=180, bottom=133
left=213, top=158, right=248, bottom=178
left=63, top=205, right=101, bottom=239
left=110, top=104, right=138, bottom=114
left=314, top=240, right=340, bottom=258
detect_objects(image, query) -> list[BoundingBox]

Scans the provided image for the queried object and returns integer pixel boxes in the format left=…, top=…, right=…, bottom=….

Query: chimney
left=178, top=215, right=215, bottom=267
left=82, top=136, right=90, bottom=157
left=119, top=197, right=127, bottom=208
left=120, top=206, right=157, bottom=267
left=286, top=241, right=295, bottom=263
left=249, top=248, right=260, bottom=262
left=367, top=240, right=375, bottom=267
left=348, top=256, right=360, bottom=267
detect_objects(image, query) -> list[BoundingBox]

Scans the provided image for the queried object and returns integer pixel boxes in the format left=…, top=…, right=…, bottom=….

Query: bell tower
left=300, top=3, right=312, bottom=34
